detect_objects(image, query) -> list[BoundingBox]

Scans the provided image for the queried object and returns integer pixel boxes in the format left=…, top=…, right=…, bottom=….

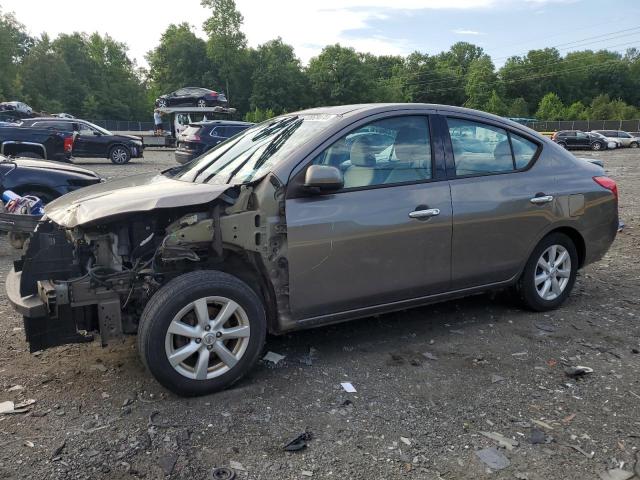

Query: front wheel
left=591, top=141, right=603, bottom=151
left=630, top=141, right=638, bottom=148
left=109, top=145, right=131, bottom=164
left=137, top=270, right=267, bottom=396
left=517, top=232, right=578, bottom=312
left=197, top=98, right=207, bottom=108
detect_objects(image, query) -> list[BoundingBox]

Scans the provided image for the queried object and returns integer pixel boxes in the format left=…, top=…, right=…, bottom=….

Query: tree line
left=1, top=0, right=639, bottom=123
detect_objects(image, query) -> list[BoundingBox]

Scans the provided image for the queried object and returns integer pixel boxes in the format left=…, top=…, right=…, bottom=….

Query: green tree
left=0, top=8, right=32, bottom=100
left=146, top=23, right=210, bottom=98
left=535, top=92, right=566, bottom=120
left=250, top=38, right=307, bottom=113
left=201, top=0, right=247, bottom=103
left=565, top=100, right=586, bottom=120
left=307, top=44, right=374, bottom=105
left=464, top=56, right=496, bottom=109
left=244, top=107, right=275, bottom=123
left=483, top=90, right=508, bottom=116
left=508, top=97, right=529, bottom=117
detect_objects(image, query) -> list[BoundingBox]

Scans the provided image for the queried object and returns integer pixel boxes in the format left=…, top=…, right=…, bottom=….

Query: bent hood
left=45, top=173, right=229, bottom=228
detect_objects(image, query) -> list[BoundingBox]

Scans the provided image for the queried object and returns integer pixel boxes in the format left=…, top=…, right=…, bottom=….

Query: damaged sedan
left=6, top=104, right=618, bottom=396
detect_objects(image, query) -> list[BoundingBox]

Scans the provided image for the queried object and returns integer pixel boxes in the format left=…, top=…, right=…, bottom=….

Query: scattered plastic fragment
left=284, top=431, right=312, bottom=452
left=263, top=351, right=285, bottom=365
left=531, top=419, right=554, bottom=430
left=565, top=366, right=594, bottom=378
left=228, top=461, right=246, bottom=472
left=475, top=447, right=510, bottom=470
left=341, top=382, right=356, bottom=393
left=562, top=443, right=594, bottom=459
left=400, top=437, right=411, bottom=446
left=599, top=469, right=634, bottom=480
left=0, top=401, right=14, bottom=414
left=480, top=431, right=519, bottom=451
left=421, top=352, right=438, bottom=361
left=7, top=385, right=24, bottom=392
left=534, top=322, right=556, bottom=333
left=491, top=375, right=506, bottom=384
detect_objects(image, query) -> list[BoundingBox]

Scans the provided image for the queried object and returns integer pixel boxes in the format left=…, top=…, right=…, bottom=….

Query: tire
left=591, top=141, right=603, bottom=151
left=109, top=145, right=131, bottom=164
left=197, top=98, right=207, bottom=108
left=16, top=151, right=43, bottom=159
left=517, top=232, right=578, bottom=312
left=137, top=270, right=267, bottom=396
left=157, top=99, right=167, bottom=108
left=630, top=141, right=638, bottom=148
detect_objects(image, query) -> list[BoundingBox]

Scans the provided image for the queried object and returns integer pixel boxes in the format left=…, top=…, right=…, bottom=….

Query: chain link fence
left=525, top=119, right=640, bottom=133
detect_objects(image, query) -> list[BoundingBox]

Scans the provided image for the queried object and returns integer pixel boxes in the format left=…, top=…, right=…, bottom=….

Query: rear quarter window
left=510, top=134, right=538, bottom=169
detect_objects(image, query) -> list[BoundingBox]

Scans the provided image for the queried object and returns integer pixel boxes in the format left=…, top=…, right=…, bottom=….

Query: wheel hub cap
left=164, top=296, right=251, bottom=381
left=535, top=245, right=571, bottom=301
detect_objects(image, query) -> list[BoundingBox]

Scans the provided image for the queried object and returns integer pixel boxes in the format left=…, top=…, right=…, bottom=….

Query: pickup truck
left=0, top=126, right=73, bottom=162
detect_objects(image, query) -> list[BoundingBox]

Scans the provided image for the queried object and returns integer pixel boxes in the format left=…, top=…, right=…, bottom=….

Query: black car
left=174, top=120, right=253, bottom=164
left=155, top=87, right=228, bottom=109
left=0, top=125, right=74, bottom=162
left=20, top=118, right=144, bottom=165
left=551, top=130, right=608, bottom=151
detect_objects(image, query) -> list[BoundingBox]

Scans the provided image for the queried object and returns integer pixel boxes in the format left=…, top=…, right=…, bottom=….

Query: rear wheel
left=157, top=98, right=167, bottom=108
left=137, top=270, right=266, bottom=396
left=630, top=141, right=638, bottom=148
left=591, top=141, right=603, bottom=151
left=197, top=98, right=207, bottom=108
left=517, top=232, right=578, bottom=311
left=109, top=145, right=131, bottom=164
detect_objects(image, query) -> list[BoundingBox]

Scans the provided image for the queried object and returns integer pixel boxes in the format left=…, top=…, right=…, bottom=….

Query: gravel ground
left=0, top=148, right=638, bottom=480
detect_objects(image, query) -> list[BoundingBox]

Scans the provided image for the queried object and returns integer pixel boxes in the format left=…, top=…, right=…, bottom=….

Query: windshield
left=84, top=121, right=112, bottom=136
left=168, top=114, right=337, bottom=185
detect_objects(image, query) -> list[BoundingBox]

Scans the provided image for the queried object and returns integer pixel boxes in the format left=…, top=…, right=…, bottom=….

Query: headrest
left=394, top=126, right=429, bottom=162
left=349, top=136, right=376, bottom=167
left=493, top=140, right=512, bottom=161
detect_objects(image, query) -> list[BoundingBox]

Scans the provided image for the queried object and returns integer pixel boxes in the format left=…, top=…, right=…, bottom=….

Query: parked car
left=590, top=132, right=620, bottom=149
left=0, top=125, right=74, bottom=161
left=53, top=113, right=75, bottom=119
left=20, top=118, right=144, bottom=164
left=175, top=120, right=254, bottom=164
left=593, top=130, right=639, bottom=148
left=0, top=101, right=32, bottom=115
left=6, top=104, right=618, bottom=396
left=0, top=155, right=102, bottom=248
left=551, top=130, right=609, bottom=150
left=155, top=87, right=228, bottom=108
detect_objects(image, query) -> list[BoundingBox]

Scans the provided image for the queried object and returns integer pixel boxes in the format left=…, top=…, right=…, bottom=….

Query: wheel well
left=109, top=143, right=130, bottom=154
left=2, top=143, right=45, bottom=158
left=548, top=227, right=586, bottom=268
left=214, top=250, right=278, bottom=331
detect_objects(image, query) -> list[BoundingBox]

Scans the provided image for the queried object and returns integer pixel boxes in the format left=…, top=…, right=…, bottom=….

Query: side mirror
left=304, top=165, right=343, bottom=193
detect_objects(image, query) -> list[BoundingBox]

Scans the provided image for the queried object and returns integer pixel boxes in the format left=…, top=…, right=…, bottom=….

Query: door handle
left=530, top=195, right=554, bottom=204
left=409, top=208, right=440, bottom=219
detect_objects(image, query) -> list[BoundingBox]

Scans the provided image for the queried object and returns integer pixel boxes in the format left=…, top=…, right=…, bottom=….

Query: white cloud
left=452, top=29, right=485, bottom=35
left=0, top=0, right=577, bottom=67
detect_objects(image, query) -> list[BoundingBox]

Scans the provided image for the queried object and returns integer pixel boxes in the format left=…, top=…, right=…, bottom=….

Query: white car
left=593, top=130, right=639, bottom=148
left=590, top=132, right=620, bottom=149
left=54, top=113, right=75, bottom=119
left=0, top=101, right=32, bottom=115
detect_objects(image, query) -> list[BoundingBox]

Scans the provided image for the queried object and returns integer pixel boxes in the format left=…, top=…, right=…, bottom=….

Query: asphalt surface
left=0, top=148, right=638, bottom=479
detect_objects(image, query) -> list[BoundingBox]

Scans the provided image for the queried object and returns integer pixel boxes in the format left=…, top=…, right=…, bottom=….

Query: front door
left=285, top=114, right=452, bottom=319
left=445, top=116, right=555, bottom=289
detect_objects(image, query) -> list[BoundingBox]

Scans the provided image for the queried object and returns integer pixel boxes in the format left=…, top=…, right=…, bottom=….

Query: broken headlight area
left=13, top=210, right=223, bottom=352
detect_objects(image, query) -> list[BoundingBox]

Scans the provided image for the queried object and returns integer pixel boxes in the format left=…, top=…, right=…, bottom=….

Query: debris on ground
left=0, top=401, right=14, bottom=414
left=475, top=447, right=510, bottom=470
left=7, top=385, right=24, bottom=392
left=284, top=431, right=312, bottom=452
left=298, top=347, right=318, bottom=366
left=491, top=374, right=506, bottom=384
left=158, top=453, right=178, bottom=476
left=421, top=351, right=438, bottom=361
left=562, top=443, right=595, bottom=459
left=534, top=322, right=556, bottom=333
left=528, top=429, right=552, bottom=444
left=51, top=440, right=66, bottom=458
left=211, top=466, right=236, bottom=480
left=531, top=419, right=554, bottom=430
left=565, top=366, right=594, bottom=378
left=598, top=468, right=635, bottom=480
left=341, top=382, right=357, bottom=393
left=480, top=431, right=519, bottom=450
left=263, top=351, right=286, bottom=365
left=0, top=399, right=35, bottom=414
left=229, top=460, right=246, bottom=471
left=400, top=436, right=411, bottom=446
left=301, top=470, right=313, bottom=477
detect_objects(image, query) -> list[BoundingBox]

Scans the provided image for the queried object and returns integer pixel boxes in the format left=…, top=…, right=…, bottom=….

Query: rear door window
left=447, top=118, right=513, bottom=176
left=510, top=134, right=538, bottom=169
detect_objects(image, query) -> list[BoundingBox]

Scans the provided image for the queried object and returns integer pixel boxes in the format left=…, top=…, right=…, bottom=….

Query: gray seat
left=343, top=136, right=377, bottom=188
left=492, top=140, right=514, bottom=171
left=384, top=126, right=431, bottom=184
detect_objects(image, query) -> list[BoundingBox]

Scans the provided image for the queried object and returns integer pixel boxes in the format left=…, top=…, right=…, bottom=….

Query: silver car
left=6, top=104, right=618, bottom=396
left=594, top=130, right=640, bottom=148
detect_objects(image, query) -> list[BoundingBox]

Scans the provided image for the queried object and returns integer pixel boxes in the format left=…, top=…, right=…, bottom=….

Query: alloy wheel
left=534, top=245, right=572, bottom=301
left=111, top=147, right=128, bottom=164
left=157, top=99, right=167, bottom=108
left=164, top=296, right=251, bottom=380
left=592, top=142, right=602, bottom=151
left=197, top=99, right=207, bottom=108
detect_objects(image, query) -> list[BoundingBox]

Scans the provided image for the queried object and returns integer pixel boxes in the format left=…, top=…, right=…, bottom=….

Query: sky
left=1, top=0, right=639, bottom=68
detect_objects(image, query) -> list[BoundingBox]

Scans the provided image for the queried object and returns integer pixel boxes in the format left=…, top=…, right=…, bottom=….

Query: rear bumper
left=5, top=268, right=47, bottom=318
left=175, top=149, right=197, bottom=164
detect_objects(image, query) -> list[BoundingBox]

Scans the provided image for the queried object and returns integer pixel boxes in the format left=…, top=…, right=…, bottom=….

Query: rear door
left=443, top=114, right=553, bottom=289
left=575, top=131, right=590, bottom=148
left=286, top=113, right=452, bottom=319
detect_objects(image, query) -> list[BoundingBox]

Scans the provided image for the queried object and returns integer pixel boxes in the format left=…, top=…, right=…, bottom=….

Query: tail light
left=593, top=176, right=618, bottom=200
left=208, top=91, right=218, bottom=98
left=186, top=134, right=201, bottom=142
left=63, top=136, right=74, bottom=153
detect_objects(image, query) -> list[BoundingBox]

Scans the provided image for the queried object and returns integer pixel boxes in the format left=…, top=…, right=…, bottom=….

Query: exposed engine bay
left=14, top=174, right=290, bottom=352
